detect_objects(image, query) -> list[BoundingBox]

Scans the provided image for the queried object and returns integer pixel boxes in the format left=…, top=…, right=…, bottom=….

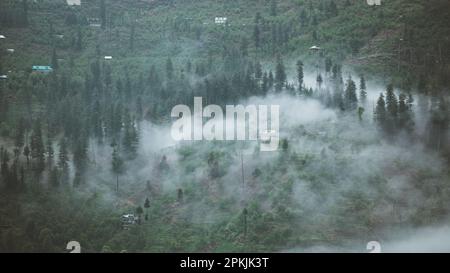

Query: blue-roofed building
left=32, top=66, right=53, bottom=73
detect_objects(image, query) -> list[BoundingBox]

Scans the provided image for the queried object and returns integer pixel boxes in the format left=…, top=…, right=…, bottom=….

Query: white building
left=215, top=17, right=227, bottom=25
left=66, top=0, right=81, bottom=6
left=367, top=0, right=382, bottom=6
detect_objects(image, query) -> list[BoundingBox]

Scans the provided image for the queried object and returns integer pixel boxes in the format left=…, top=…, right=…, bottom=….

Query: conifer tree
left=375, top=93, right=387, bottom=130
left=112, top=145, right=124, bottom=193
left=30, top=120, right=45, bottom=175
left=58, top=138, right=69, bottom=184
left=275, top=56, right=286, bottom=92
left=296, top=60, right=304, bottom=93
left=359, top=75, right=367, bottom=105
left=344, top=77, right=358, bottom=111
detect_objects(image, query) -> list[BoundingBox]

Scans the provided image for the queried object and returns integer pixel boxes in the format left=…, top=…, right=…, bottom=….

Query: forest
left=0, top=0, right=449, bottom=252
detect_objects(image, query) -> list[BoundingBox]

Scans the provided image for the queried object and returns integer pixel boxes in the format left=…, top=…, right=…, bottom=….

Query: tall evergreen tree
left=100, top=0, right=106, bottom=29
left=296, top=60, right=304, bottom=93
left=398, top=93, right=415, bottom=134
left=253, top=24, right=260, bottom=49
left=73, top=135, right=88, bottom=186
left=46, top=138, right=54, bottom=168
left=144, top=197, right=150, bottom=221
left=268, top=70, right=274, bottom=89
left=270, top=0, right=277, bottom=16
left=30, top=120, right=45, bottom=174
left=166, top=57, right=174, bottom=80
left=385, top=84, right=398, bottom=118
left=359, top=75, right=367, bottom=105
left=58, top=138, right=69, bottom=184
left=274, top=56, right=286, bottom=92
left=344, top=77, right=358, bottom=111
left=111, top=146, right=124, bottom=193
left=385, top=84, right=398, bottom=135
left=375, top=93, right=387, bottom=130
left=51, top=48, right=58, bottom=70
left=317, top=74, right=323, bottom=89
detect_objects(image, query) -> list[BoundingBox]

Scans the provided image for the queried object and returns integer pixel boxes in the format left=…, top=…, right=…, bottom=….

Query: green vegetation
left=0, top=0, right=449, bottom=252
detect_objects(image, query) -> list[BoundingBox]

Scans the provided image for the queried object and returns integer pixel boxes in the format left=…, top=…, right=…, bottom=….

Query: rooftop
left=66, top=0, right=81, bottom=6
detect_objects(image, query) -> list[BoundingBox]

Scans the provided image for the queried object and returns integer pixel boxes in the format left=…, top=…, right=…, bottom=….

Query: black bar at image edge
left=2, top=253, right=446, bottom=272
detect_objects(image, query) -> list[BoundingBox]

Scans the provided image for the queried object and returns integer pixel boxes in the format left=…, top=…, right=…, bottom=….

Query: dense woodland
left=0, top=0, right=449, bottom=252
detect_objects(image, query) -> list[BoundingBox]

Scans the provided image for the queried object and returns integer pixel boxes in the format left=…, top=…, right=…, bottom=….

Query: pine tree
left=136, top=206, right=143, bottom=224
left=1, top=147, right=10, bottom=186
left=385, top=84, right=398, bottom=118
left=274, top=56, right=286, bottom=92
left=123, top=112, right=139, bottom=159
left=299, top=9, right=307, bottom=27
left=359, top=75, right=367, bottom=105
left=51, top=48, right=58, bottom=70
left=261, top=72, right=269, bottom=95
left=325, top=58, right=332, bottom=74
left=144, top=197, right=150, bottom=221
left=111, top=146, right=124, bottom=193
left=398, top=93, right=408, bottom=130
left=14, top=118, right=25, bottom=150
left=398, top=93, right=415, bottom=134
left=23, top=145, right=30, bottom=166
left=255, top=62, right=262, bottom=80
left=317, top=74, right=323, bottom=89
left=385, top=84, right=398, bottom=135
left=344, top=77, right=358, bottom=111
left=73, top=135, right=88, bottom=186
left=58, top=138, right=69, bottom=184
left=296, top=60, right=304, bottom=93
left=7, top=161, right=19, bottom=191
left=177, top=188, right=184, bottom=203
left=427, top=96, right=449, bottom=151
left=268, top=70, right=274, bottom=89
left=100, top=0, right=106, bottom=29
left=253, top=24, right=260, bottom=49
left=375, top=93, right=387, bottom=130
left=46, top=138, right=54, bottom=168
left=270, top=0, right=277, bottom=16
left=166, top=57, right=174, bottom=80
left=30, top=120, right=45, bottom=174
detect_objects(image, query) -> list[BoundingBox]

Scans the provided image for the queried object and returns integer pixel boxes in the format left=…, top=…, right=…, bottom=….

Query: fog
left=76, top=69, right=450, bottom=252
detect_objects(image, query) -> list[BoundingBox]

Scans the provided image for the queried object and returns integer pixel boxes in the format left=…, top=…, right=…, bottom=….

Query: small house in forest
left=32, top=66, right=53, bottom=73
left=6, top=49, right=14, bottom=53
left=0, top=75, right=8, bottom=80
left=215, top=17, right=227, bottom=24
left=66, top=0, right=81, bottom=6
left=0, top=35, right=5, bottom=39
left=88, top=18, right=101, bottom=27
left=121, top=214, right=139, bottom=229
left=367, top=0, right=382, bottom=6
